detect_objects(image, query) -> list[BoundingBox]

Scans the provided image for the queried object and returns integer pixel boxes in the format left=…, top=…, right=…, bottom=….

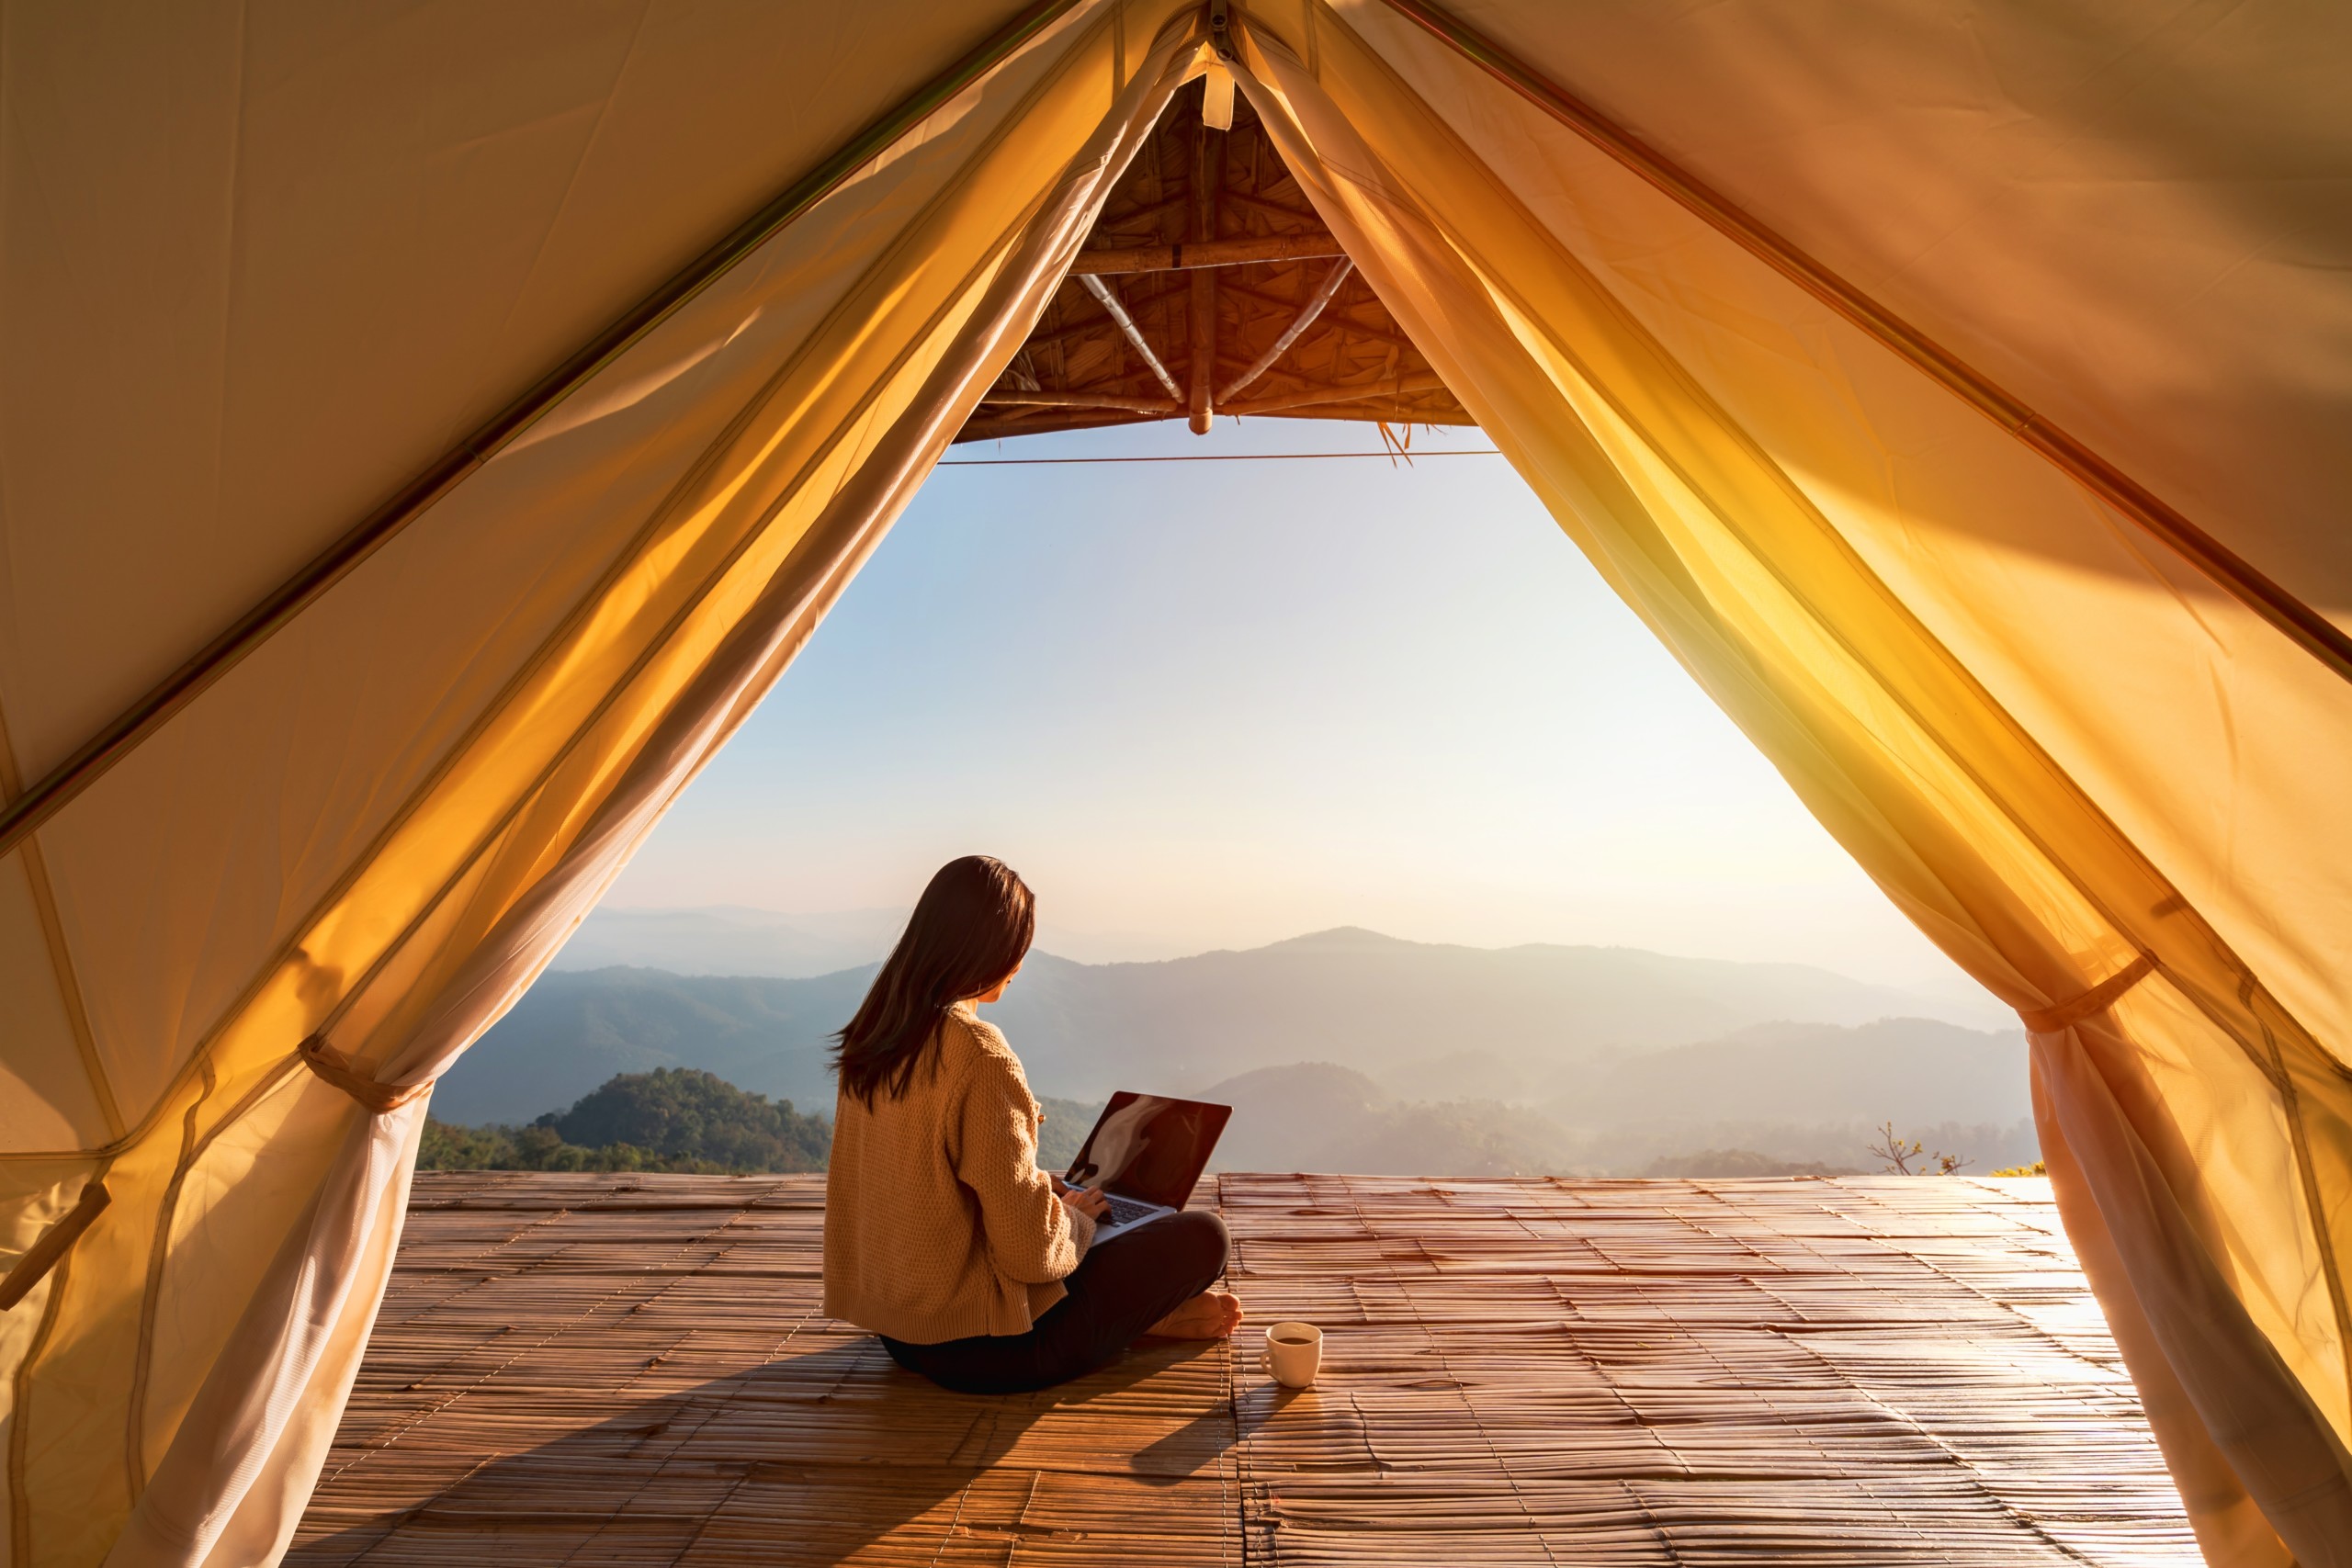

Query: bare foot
left=1144, top=1290, right=1243, bottom=1340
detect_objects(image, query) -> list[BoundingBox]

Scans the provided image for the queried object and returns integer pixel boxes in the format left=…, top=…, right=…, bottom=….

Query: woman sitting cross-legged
left=822, top=854, right=1242, bottom=1394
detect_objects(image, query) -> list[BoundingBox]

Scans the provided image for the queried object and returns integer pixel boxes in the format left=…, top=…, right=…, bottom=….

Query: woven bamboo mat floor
left=289, top=1172, right=2195, bottom=1566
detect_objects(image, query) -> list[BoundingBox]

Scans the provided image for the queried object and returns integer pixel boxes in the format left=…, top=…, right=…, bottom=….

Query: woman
left=823, top=855, right=1241, bottom=1393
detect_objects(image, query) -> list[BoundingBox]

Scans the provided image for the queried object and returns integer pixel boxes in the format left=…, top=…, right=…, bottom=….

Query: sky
left=603, top=414, right=1978, bottom=989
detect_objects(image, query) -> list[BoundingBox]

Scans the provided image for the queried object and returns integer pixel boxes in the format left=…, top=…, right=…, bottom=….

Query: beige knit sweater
left=823, top=1001, right=1095, bottom=1344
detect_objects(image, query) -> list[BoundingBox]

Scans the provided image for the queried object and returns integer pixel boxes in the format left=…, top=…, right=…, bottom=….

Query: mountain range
left=438, top=927, right=2033, bottom=1175
left=548, top=905, right=910, bottom=979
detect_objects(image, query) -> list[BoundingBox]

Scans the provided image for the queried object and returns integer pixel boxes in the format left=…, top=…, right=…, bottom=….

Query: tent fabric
left=1, top=2, right=1203, bottom=1561
left=0, top=2, right=2344, bottom=1563
left=1232, top=5, right=2352, bottom=1563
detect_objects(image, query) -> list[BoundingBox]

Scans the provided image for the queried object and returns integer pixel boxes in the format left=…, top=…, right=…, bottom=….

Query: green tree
left=544, top=1067, right=830, bottom=1172
left=419, top=1068, right=832, bottom=1175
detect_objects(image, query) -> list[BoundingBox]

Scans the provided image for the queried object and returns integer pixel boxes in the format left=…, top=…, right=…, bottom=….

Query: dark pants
left=882, top=1210, right=1229, bottom=1394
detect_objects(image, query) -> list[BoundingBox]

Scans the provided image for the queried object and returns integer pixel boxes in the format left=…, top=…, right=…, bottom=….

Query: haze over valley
left=443, top=918, right=2033, bottom=1178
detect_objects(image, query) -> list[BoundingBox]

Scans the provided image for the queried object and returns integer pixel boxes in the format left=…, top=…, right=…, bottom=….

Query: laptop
left=1063, top=1091, right=1232, bottom=1241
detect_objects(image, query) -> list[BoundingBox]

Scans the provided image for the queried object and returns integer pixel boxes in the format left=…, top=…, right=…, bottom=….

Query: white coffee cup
left=1261, top=1321, right=1322, bottom=1388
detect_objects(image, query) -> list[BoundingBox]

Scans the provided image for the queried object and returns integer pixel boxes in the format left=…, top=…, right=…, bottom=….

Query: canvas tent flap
left=1, top=2, right=1202, bottom=1561
left=1363, top=0, right=2352, bottom=619
left=1228, top=4, right=2351, bottom=1563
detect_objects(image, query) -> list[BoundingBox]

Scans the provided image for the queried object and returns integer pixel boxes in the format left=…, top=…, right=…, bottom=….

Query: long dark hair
left=832, top=856, right=1035, bottom=1109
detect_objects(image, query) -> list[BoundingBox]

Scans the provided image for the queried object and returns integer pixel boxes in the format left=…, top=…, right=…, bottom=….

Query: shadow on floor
left=292, top=1334, right=1234, bottom=1565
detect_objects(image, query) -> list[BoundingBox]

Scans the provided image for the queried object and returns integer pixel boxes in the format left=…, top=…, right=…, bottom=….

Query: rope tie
left=2018, top=953, right=2157, bottom=1034
left=300, top=1035, right=433, bottom=1114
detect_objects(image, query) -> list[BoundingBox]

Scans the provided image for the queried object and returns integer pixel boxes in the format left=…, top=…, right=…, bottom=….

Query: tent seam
left=463, top=0, right=653, bottom=438
left=0, top=699, right=125, bottom=1141
left=123, top=1056, right=223, bottom=1499
left=14, top=839, right=123, bottom=1144
left=2253, top=989, right=2352, bottom=1425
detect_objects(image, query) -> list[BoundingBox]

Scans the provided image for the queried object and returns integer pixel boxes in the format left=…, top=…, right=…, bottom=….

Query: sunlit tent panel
left=0, top=3, right=2345, bottom=1565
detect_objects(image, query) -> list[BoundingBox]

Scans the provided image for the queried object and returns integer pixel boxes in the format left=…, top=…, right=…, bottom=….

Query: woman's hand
left=1048, top=1173, right=1071, bottom=1196
left=1060, top=1186, right=1109, bottom=1224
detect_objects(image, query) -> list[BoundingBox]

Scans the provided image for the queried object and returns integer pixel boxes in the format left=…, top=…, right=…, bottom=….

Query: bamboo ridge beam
left=1069, top=234, right=1344, bottom=274
left=0, top=0, right=1090, bottom=861
left=1224, top=369, right=1449, bottom=415
left=978, top=389, right=1182, bottom=412
left=1374, top=0, right=2352, bottom=688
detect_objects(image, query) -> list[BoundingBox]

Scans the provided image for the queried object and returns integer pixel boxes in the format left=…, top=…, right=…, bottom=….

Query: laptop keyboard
left=1097, top=1193, right=1163, bottom=1230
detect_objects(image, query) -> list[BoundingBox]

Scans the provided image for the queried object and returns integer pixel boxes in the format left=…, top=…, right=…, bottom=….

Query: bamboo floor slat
left=290, top=1172, right=2193, bottom=1566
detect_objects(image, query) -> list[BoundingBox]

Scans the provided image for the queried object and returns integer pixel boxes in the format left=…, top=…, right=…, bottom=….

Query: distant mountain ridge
left=436, top=928, right=2019, bottom=1157
left=550, top=905, right=908, bottom=979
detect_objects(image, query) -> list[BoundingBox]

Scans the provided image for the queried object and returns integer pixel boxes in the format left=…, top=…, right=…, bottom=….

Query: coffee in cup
left=1262, top=1320, right=1322, bottom=1388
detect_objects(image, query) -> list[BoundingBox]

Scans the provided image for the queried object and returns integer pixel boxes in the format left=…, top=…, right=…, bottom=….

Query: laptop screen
left=1064, top=1092, right=1232, bottom=1210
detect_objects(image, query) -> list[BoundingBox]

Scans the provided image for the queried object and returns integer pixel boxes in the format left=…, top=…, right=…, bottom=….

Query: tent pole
left=1187, top=105, right=1225, bottom=434
left=0, top=0, right=1085, bottom=862
left=1076, top=275, right=1185, bottom=402
left=1374, top=0, right=2352, bottom=689
left=1221, top=257, right=1353, bottom=401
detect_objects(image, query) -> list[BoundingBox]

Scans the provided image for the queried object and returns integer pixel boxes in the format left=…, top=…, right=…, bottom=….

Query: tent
left=0, top=2, right=2345, bottom=1562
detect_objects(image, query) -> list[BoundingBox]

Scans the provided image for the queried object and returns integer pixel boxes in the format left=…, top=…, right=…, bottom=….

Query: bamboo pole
left=1225, top=369, right=1449, bottom=415
left=1069, top=234, right=1343, bottom=274
left=1075, top=275, right=1184, bottom=402
left=978, top=389, right=1182, bottom=413
left=1219, top=258, right=1354, bottom=401
left=1187, top=113, right=1226, bottom=435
